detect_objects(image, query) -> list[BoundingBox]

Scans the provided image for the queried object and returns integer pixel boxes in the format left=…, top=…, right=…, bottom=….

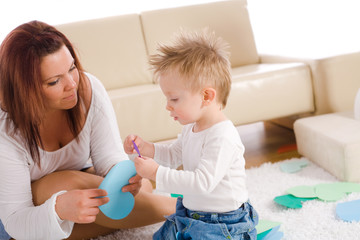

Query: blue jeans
left=0, top=219, right=11, bottom=240
left=153, top=197, right=258, bottom=240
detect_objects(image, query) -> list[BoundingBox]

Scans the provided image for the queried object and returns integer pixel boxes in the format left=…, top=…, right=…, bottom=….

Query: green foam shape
left=315, top=183, right=346, bottom=202
left=256, top=219, right=281, bottom=234
left=287, top=185, right=317, bottom=198
left=335, top=182, right=360, bottom=193
left=315, top=182, right=360, bottom=202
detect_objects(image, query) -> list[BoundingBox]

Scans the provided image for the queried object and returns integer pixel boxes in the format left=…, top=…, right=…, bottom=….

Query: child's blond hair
left=149, top=29, right=231, bottom=108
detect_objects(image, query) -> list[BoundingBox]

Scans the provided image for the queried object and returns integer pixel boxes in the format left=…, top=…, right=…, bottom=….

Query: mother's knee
left=31, top=170, right=103, bottom=205
left=60, top=170, right=103, bottom=189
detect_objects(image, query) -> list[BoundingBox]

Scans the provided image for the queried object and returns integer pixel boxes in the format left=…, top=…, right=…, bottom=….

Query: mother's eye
left=48, top=79, right=59, bottom=86
left=69, top=65, right=77, bottom=72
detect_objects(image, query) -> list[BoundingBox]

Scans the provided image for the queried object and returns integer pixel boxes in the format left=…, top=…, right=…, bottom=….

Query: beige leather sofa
left=57, top=0, right=360, bottom=142
left=261, top=52, right=360, bottom=115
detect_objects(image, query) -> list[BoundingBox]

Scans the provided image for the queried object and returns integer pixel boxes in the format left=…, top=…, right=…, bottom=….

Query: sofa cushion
left=141, top=0, right=259, bottom=70
left=107, top=84, right=182, bottom=142
left=261, top=51, right=360, bottom=114
left=57, top=14, right=152, bottom=90
left=225, top=62, right=314, bottom=125
left=109, top=62, right=314, bottom=142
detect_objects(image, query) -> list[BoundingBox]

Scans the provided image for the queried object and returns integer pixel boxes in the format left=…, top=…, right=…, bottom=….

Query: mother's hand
left=55, top=189, right=109, bottom=223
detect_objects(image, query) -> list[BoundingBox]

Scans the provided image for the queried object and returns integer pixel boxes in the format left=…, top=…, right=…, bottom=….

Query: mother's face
left=41, top=45, right=79, bottom=112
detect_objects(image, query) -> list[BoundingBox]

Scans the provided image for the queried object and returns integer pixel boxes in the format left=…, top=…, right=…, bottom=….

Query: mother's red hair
left=0, top=21, right=87, bottom=165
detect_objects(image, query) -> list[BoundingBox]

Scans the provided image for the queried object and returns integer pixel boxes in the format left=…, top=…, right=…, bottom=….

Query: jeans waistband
left=185, top=202, right=248, bottom=223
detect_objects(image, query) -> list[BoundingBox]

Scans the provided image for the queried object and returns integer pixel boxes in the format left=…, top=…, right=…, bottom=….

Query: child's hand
left=124, top=135, right=142, bottom=155
left=122, top=174, right=142, bottom=197
left=134, top=156, right=159, bottom=182
left=124, top=135, right=155, bottom=158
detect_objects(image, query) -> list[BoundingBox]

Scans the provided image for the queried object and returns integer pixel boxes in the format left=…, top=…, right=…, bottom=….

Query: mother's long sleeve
left=87, top=74, right=129, bottom=176
left=0, top=134, right=73, bottom=239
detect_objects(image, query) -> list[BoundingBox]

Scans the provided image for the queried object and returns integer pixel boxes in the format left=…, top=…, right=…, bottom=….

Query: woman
left=0, top=21, right=176, bottom=239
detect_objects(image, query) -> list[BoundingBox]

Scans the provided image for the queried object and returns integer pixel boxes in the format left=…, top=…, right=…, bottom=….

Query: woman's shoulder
left=84, top=72, right=114, bottom=118
left=0, top=110, right=29, bottom=162
left=0, top=109, right=8, bottom=136
left=85, top=72, right=107, bottom=94
left=0, top=108, right=16, bottom=140
left=85, top=73, right=110, bottom=104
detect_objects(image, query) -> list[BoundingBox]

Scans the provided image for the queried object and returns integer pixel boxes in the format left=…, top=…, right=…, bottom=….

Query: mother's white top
left=0, top=73, right=128, bottom=239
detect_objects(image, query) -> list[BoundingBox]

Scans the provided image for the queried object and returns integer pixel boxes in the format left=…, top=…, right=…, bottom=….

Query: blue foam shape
left=258, top=226, right=284, bottom=240
left=336, top=199, right=360, bottom=222
left=280, top=159, right=309, bottom=173
left=264, top=231, right=284, bottom=240
left=99, top=160, right=137, bottom=219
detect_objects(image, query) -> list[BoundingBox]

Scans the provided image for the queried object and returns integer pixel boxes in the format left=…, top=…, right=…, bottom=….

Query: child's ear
left=202, top=88, right=216, bottom=104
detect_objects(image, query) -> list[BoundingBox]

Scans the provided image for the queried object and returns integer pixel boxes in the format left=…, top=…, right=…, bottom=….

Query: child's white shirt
left=154, top=120, right=248, bottom=212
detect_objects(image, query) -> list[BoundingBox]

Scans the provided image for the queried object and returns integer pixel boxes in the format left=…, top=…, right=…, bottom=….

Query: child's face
left=159, top=70, right=204, bottom=126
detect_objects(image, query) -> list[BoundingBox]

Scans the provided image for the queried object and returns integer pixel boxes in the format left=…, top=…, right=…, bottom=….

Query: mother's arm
left=86, top=73, right=129, bottom=176
left=0, top=135, right=75, bottom=239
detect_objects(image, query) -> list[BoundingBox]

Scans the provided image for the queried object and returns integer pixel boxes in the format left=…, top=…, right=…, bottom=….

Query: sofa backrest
left=140, top=0, right=259, bottom=71
left=57, top=14, right=152, bottom=90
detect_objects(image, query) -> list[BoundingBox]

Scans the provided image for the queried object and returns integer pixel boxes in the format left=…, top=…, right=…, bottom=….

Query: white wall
left=247, top=0, right=360, bottom=57
left=0, top=0, right=218, bottom=43
left=1, top=0, right=360, bottom=57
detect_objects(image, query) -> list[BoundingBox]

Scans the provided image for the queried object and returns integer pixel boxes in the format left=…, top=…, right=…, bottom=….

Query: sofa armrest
left=355, top=88, right=360, bottom=120
left=260, top=51, right=360, bottom=115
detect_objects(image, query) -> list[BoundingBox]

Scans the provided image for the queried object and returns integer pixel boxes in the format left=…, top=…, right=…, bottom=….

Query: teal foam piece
left=99, top=160, right=136, bottom=219
left=274, top=194, right=316, bottom=209
left=257, top=228, right=273, bottom=240
left=171, top=193, right=183, bottom=198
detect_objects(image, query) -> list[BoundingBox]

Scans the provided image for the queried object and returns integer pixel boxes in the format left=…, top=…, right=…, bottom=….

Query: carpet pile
left=94, top=158, right=360, bottom=239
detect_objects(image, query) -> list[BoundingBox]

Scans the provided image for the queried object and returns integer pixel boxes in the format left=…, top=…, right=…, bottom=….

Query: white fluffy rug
left=93, top=222, right=163, bottom=240
left=246, top=157, right=360, bottom=240
left=94, top=158, right=360, bottom=240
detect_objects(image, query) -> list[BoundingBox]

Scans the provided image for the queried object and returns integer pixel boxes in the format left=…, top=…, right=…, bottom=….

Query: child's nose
left=166, top=103, right=173, bottom=111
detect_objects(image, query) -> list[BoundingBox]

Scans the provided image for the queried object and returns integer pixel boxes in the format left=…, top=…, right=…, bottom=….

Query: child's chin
left=177, top=119, right=192, bottom=125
